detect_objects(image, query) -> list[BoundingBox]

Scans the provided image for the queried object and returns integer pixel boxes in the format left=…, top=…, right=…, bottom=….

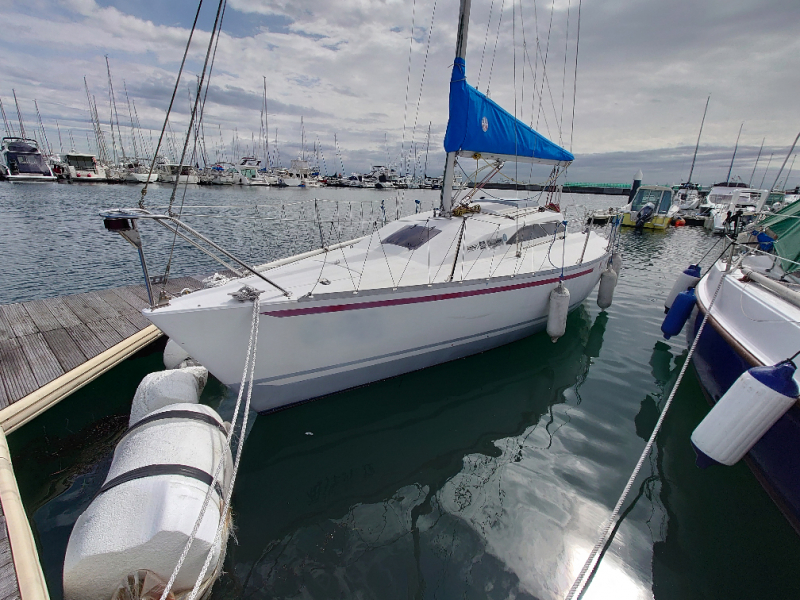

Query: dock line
left=0, top=325, right=162, bottom=434
left=0, top=427, right=50, bottom=600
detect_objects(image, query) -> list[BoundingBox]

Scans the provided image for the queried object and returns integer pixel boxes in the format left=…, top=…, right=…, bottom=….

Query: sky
left=0, top=0, right=798, bottom=187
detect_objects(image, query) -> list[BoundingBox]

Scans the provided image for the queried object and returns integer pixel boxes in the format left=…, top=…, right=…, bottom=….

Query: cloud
left=0, top=0, right=797, bottom=182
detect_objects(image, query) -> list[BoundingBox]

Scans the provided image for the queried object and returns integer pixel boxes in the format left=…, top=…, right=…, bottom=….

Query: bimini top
left=443, top=58, right=574, bottom=166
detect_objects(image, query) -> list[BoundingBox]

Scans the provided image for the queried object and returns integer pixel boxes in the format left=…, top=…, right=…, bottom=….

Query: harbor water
left=2, top=183, right=799, bottom=599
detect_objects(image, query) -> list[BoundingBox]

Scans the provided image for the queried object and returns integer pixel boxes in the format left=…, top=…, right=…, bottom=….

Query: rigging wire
left=409, top=0, right=439, bottom=166
left=161, top=0, right=228, bottom=288
left=476, top=0, right=496, bottom=90
left=139, top=0, right=205, bottom=207
left=569, top=0, right=582, bottom=151
left=534, top=0, right=556, bottom=132
left=400, top=0, right=418, bottom=177
left=485, top=0, right=506, bottom=95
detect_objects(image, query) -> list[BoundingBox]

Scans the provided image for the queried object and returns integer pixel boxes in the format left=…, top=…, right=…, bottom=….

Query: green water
left=5, top=187, right=800, bottom=599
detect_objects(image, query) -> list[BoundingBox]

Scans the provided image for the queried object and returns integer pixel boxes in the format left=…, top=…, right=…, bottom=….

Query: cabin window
left=67, top=156, right=96, bottom=171
left=506, top=221, right=560, bottom=244
left=382, top=225, right=441, bottom=250
left=658, top=191, right=672, bottom=212
left=6, top=152, right=49, bottom=175
left=631, top=189, right=663, bottom=211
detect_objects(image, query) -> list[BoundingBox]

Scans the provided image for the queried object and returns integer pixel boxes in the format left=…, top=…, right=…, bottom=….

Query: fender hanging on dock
left=63, top=367, right=233, bottom=600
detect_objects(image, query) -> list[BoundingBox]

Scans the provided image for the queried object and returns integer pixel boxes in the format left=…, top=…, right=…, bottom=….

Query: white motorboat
left=703, top=182, right=768, bottom=233
left=103, top=0, right=610, bottom=415
left=61, top=152, right=107, bottom=182
left=283, top=159, right=319, bottom=187
left=159, top=163, right=200, bottom=184
left=0, top=137, right=56, bottom=182
left=234, top=157, right=271, bottom=186
left=674, top=183, right=701, bottom=211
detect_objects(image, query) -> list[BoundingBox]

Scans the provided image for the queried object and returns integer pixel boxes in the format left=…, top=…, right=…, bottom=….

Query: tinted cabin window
left=506, top=221, right=560, bottom=245
left=382, top=225, right=441, bottom=250
left=6, top=152, right=49, bottom=175
left=658, top=191, right=672, bottom=212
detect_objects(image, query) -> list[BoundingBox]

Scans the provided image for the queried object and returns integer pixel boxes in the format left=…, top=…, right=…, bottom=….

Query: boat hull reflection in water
left=224, top=308, right=620, bottom=599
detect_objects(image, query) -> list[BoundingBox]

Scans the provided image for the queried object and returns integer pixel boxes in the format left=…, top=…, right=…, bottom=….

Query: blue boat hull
left=691, top=309, right=800, bottom=534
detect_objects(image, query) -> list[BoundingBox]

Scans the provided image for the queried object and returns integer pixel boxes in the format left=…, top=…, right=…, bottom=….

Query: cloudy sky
left=1, top=0, right=798, bottom=186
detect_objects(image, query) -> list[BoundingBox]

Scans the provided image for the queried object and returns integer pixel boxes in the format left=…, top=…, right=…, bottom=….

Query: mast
left=0, top=98, right=13, bottom=137
left=275, top=127, right=281, bottom=168
left=34, top=100, right=52, bottom=155
left=424, top=121, right=431, bottom=178
left=263, top=76, right=270, bottom=168
left=301, top=116, right=305, bottom=161
left=686, top=94, right=709, bottom=185
left=106, top=55, right=127, bottom=161
left=726, top=122, right=743, bottom=183
left=123, top=81, right=139, bottom=160
left=12, top=89, right=26, bottom=139
left=56, top=120, right=64, bottom=154
left=760, top=153, right=773, bottom=189
left=441, top=0, right=472, bottom=214
left=770, top=129, right=800, bottom=191
left=748, top=137, right=764, bottom=187
left=782, top=155, right=796, bottom=190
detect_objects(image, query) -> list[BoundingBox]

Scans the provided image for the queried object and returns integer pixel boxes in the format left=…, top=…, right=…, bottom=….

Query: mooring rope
left=564, top=267, right=727, bottom=600
left=158, top=292, right=262, bottom=600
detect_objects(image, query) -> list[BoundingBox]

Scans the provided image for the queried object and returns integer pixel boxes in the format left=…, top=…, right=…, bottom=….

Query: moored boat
left=102, top=0, right=611, bottom=415
left=159, top=163, right=199, bottom=184
left=690, top=205, right=800, bottom=533
left=620, top=184, right=676, bottom=230
left=62, top=152, right=107, bottom=181
left=0, top=137, right=56, bottom=182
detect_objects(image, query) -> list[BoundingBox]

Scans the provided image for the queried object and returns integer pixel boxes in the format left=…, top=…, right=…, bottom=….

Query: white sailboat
left=103, top=0, right=610, bottom=414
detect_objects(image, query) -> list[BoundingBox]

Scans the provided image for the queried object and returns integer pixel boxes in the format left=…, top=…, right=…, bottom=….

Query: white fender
left=665, top=265, right=701, bottom=311
left=546, top=282, right=570, bottom=343
left=596, top=267, right=617, bottom=310
left=129, top=366, right=208, bottom=427
left=63, top=402, right=233, bottom=600
left=163, top=338, right=195, bottom=369
left=691, top=362, right=799, bottom=466
left=610, top=252, right=623, bottom=275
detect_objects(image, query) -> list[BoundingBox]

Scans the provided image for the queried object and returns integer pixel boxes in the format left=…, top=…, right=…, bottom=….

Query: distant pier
left=471, top=182, right=632, bottom=195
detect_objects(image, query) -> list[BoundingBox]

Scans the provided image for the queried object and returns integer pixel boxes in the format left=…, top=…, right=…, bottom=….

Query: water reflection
left=214, top=309, right=616, bottom=598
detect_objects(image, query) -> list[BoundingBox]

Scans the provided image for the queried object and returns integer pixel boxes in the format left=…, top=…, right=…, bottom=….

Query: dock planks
left=0, top=277, right=203, bottom=409
left=0, top=501, right=20, bottom=600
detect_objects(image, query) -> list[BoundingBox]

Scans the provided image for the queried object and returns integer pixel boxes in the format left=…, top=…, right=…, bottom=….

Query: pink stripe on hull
left=262, top=267, right=596, bottom=318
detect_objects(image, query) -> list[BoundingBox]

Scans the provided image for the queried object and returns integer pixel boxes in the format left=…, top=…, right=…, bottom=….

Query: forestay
left=443, top=57, right=574, bottom=166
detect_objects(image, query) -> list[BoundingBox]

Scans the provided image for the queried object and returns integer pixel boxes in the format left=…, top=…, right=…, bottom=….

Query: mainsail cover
left=443, top=57, right=574, bottom=166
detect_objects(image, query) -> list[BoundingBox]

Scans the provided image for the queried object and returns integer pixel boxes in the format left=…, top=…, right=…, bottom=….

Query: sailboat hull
left=146, top=259, right=605, bottom=413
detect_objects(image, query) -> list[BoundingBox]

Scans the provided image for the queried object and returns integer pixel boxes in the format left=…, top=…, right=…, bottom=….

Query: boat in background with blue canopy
left=443, top=57, right=574, bottom=166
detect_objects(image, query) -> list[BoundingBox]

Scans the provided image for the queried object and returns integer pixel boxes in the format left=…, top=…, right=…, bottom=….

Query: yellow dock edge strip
left=0, top=427, right=50, bottom=600
left=0, top=325, right=163, bottom=434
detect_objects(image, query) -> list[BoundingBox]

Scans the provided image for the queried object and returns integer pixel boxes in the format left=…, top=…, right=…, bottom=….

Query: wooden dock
left=0, top=276, right=209, bottom=599
left=0, top=276, right=203, bottom=432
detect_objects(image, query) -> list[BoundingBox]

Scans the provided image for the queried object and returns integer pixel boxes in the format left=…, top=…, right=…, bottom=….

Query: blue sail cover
left=443, top=58, right=574, bottom=165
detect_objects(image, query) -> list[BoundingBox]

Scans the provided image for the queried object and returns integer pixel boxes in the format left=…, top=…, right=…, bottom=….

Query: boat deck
left=0, top=277, right=203, bottom=432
